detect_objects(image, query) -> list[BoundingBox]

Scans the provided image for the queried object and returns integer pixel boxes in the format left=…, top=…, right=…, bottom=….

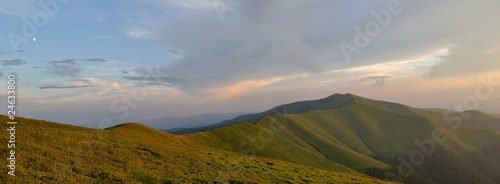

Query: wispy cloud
left=34, top=78, right=122, bottom=100
left=0, top=50, right=24, bottom=55
left=360, top=76, right=392, bottom=82
left=123, top=76, right=186, bottom=86
left=82, top=58, right=106, bottom=62
left=0, top=0, right=37, bottom=17
left=359, top=76, right=392, bottom=87
left=46, top=58, right=106, bottom=64
left=1, top=59, right=26, bottom=66
left=134, top=81, right=174, bottom=87
left=206, top=77, right=285, bottom=98
left=485, top=47, right=500, bottom=55
left=45, top=58, right=107, bottom=77
left=124, top=26, right=154, bottom=39
left=40, top=85, right=95, bottom=90
left=145, top=0, right=213, bottom=11
left=168, top=50, right=179, bottom=55
left=48, top=59, right=78, bottom=64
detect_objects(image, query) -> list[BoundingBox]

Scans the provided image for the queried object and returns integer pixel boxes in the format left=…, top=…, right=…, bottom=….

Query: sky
left=1, top=0, right=500, bottom=128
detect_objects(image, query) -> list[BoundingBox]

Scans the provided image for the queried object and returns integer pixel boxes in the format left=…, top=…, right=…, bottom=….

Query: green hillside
left=0, top=116, right=393, bottom=183
left=2, top=93, right=499, bottom=183
left=170, top=93, right=357, bottom=134
left=182, top=94, right=500, bottom=184
left=448, top=110, right=500, bottom=131
left=171, top=93, right=500, bottom=135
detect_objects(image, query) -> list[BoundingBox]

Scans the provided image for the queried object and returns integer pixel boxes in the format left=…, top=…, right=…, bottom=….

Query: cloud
left=39, top=78, right=94, bottom=90
left=124, top=0, right=500, bottom=96
left=82, top=58, right=106, bottom=62
left=46, top=58, right=106, bottom=64
left=360, top=76, right=391, bottom=82
left=48, top=59, right=78, bottom=64
left=485, top=47, right=500, bottom=55
left=168, top=50, right=179, bottom=55
left=206, top=77, right=285, bottom=98
left=40, top=85, right=95, bottom=90
left=68, top=78, right=92, bottom=84
left=125, top=26, right=154, bottom=39
left=1, top=59, right=26, bottom=66
left=35, top=78, right=122, bottom=100
left=144, top=0, right=213, bottom=11
left=360, top=76, right=391, bottom=87
left=46, top=59, right=81, bottom=77
left=134, top=81, right=174, bottom=87
left=139, top=0, right=327, bottom=94
left=122, top=0, right=215, bottom=40
left=0, top=0, right=38, bottom=17
left=0, top=50, right=23, bottom=55
left=45, top=58, right=107, bottom=77
left=123, top=76, right=186, bottom=86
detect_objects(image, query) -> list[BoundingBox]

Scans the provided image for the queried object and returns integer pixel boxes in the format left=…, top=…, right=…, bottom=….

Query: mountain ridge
left=169, top=93, right=500, bottom=135
left=180, top=93, right=500, bottom=184
left=169, top=93, right=359, bottom=134
left=0, top=115, right=393, bottom=183
left=3, top=93, right=500, bottom=183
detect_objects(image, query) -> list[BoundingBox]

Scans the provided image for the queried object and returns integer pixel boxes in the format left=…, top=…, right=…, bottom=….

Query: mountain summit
left=169, top=93, right=444, bottom=135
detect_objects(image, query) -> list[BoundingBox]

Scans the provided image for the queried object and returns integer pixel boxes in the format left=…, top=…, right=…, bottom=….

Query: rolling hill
left=180, top=94, right=500, bottom=184
left=0, top=115, right=394, bottom=183
left=168, top=93, right=358, bottom=134
left=2, top=93, right=500, bottom=183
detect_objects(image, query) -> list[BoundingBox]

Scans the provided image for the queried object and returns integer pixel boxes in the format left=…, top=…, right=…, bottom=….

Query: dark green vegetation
left=2, top=93, right=499, bottom=183
left=0, top=116, right=393, bottom=183
left=182, top=94, right=500, bottom=184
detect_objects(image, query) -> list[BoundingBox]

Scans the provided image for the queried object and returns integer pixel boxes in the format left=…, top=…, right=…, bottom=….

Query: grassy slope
left=171, top=94, right=357, bottom=134
left=0, top=116, right=393, bottom=184
left=451, top=110, right=500, bottom=131
left=2, top=94, right=499, bottom=183
left=185, top=103, right=500, bottom=165
left=173, top=94, right=500, bottom=135
left=184, top=94, right=500, bottom=184
left=184, top=122, right=375, bottom=173
left=351, top=94, right=500, bottom=132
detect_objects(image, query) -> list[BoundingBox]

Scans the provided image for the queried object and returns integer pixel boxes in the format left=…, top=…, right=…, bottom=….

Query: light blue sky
left=1, top=0, right=500, bottom=128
